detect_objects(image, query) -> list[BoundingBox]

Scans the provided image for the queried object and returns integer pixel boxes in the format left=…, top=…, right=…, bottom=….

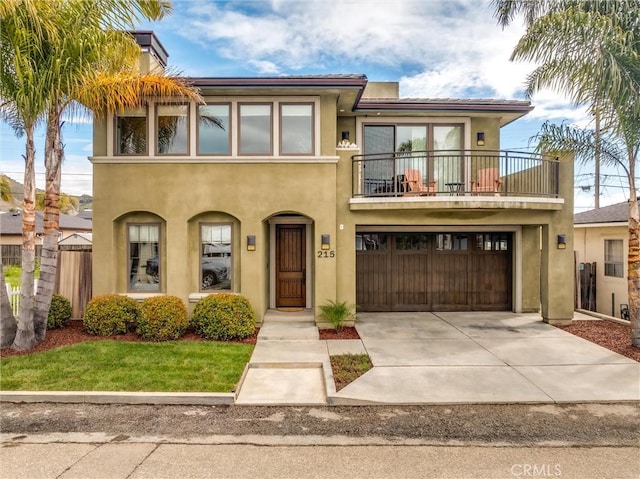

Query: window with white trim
left=128, top=224, right=160, bottom=291
left=156, top=104, right=189, bottom=155
left=604, top=239, right=624, bottom=278
left=198, top=103, right=230, bottom=155
left=115, top=107, right=147, bottom=155
left=280, top=103, right=314, bottom=155
left=200, top=223, right=232, bottom=292
left=239, top=103, right=272, bottom=155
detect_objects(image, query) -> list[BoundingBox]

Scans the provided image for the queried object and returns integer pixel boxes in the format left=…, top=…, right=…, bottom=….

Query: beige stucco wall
left=574, top=224, right=628, bottom=318
left=93, top=161, right=339, bottom=320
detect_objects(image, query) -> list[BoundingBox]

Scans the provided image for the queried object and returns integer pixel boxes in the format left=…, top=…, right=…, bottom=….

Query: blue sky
left=0, top=0, right=628, bottom=210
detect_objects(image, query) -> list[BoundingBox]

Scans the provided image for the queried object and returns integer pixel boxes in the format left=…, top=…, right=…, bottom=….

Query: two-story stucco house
left=90, top=31, right=575, bottom=326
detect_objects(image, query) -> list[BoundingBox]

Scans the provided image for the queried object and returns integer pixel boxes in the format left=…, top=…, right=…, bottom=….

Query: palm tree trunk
left=0, top=267, right=17, bottom=348
left=34, top=109, right=63, bottom=341
left=12, top=128, right=37, bottom=351
left=627, top=153, right=640, bottom=347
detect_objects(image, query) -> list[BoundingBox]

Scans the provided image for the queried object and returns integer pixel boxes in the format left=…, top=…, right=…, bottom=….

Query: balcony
left=350, top=150, right=563, bottom=211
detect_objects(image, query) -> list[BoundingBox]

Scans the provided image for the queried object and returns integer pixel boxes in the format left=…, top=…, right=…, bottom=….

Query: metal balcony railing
left=351, top=150, right=559, bottom=199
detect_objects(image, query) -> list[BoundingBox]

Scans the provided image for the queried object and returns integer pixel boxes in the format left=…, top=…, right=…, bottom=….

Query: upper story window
left=128, top=223, right=160, bottom=292
left=156, top=104, right=189, bottom=155
left=239, top=103, right=272, bottom=155
left=110, top=98, right=318, bottom=158
left=280, top=103, right=314, bottom=155
left=116, top=107, right=147, bottom=155
left=605, top=239, right=624, bottom=278
left=198, top=103, right=230, bottom=155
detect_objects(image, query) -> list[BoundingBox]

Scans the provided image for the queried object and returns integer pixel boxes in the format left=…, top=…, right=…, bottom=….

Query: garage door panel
left=470, top=254, right=512, bottom=310
left=431, top=254, right=470, bottom=311
left=356, top=253, right=391, bottom=311
left=393, top=253, right=430, bottom=310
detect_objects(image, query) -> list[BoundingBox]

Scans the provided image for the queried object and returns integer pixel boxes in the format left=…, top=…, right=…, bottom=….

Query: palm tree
left=493, top=0, right=640, bottom=346
left=0, top=2, right=53, bottom=349
left=0, top=0, right=202, bottom=350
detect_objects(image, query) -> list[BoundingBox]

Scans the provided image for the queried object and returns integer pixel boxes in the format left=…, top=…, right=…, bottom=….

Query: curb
left=0, top=391, right=235, bottom=406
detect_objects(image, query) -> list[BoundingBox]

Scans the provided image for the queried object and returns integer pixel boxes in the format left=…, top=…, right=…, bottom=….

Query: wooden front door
left=276, top=225, right=306, bottom=307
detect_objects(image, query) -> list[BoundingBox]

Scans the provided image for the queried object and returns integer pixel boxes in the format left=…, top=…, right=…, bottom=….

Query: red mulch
left=318, top=326, right=360, bottom=340
left=0, top=321, right=259, bottom=358
left=557, top=320, right=640, bottom=362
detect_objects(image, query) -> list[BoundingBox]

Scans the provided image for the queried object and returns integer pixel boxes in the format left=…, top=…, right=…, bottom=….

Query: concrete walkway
left=236, top=310, right=640, bottom=405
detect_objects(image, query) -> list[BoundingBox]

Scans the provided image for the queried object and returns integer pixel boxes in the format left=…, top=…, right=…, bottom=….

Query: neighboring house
left=574, top=200, right=630, bottom=319
left=0, top=211, right=92, bottom=265
left=89, top=31, right=575, bottom=325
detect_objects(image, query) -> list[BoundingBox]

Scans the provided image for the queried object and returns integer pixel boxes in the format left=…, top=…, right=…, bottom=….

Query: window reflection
left=128, top=224, right=160, bottom=291
left=239, top=104, right=272, bottom=154
left=436, top=234, right=467, bottom=251
left=281, top=104, right=313, bottom=154
left=157, top=104, right=189, bottom=154
left=356, top=233, right=388, bottom=251
left=116, top=107, right=147, bottom=155
left=198, top=104, right=229, bottom=154
left=201, top=224, right=232, bottom=291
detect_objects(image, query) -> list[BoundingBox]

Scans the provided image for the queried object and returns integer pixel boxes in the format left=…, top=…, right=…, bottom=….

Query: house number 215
left=317, top=250, right=335, bottom=258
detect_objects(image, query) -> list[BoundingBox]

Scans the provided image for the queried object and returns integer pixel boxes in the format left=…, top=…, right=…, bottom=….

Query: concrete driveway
left=332, top=312, right=640, bottom=405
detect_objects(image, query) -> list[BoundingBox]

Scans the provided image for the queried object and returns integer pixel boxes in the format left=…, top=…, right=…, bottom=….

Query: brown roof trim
left=188, top=75, right=368, bottom=88
left=356, top=99, right=533, bottom=113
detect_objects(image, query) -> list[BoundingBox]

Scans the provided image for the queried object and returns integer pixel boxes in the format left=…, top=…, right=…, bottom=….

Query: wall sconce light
left=557, top=234, right=566, bottom=250
left=321, top=234, right=331, bottom=250
left=476, top=132, right=485, bottom=146
left=246, top=235, right=256, bottom=251
left=341, top=131, right=350, bottom=141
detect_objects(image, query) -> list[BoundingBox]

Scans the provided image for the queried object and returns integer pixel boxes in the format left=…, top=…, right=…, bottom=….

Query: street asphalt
left=1, top=402, right=639, bottom=479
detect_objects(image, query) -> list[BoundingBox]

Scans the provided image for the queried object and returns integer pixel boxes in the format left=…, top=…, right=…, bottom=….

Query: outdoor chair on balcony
left=471, top=167, right=502, bottom=196
left=402, top=169, right=436, bottom=196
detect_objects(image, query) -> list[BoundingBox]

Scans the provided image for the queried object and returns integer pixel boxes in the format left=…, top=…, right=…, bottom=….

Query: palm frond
left=534, top=121, right=629, bottom=175
left=78, top=72, right=202, bottom=117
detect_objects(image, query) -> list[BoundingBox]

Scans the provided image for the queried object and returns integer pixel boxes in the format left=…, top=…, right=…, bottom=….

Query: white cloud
left=248, top=59, right=281, bottom=75
left=171, top=0, right=588, bottom=127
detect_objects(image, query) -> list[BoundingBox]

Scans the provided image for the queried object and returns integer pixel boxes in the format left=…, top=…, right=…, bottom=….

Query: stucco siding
left=574, top=224, right=628, bottom=318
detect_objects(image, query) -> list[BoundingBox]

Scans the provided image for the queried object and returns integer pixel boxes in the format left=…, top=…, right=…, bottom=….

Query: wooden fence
left=3, top=250, right=91, bottom=320
left=578, top=262, right=597, bottom=311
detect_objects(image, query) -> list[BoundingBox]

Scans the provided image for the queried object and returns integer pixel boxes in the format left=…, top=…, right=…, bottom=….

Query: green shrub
left=47, top=293, right=72, bottom=330
left=191, top=293, right=256, bottom=340
left=319, top=300, right=353, bottom=330
left=136, top=295, right=189, bottom=341
left=83, top=294, right=139, bottom=336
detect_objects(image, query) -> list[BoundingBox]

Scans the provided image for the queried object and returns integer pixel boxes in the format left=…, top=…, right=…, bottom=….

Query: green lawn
left=0, top=341, right=253, bottom=392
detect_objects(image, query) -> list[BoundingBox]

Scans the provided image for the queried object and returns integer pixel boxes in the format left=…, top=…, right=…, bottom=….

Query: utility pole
left=595, top=111, right=600, bottom=208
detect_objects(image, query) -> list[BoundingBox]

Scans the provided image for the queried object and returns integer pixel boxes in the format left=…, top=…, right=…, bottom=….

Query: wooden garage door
left=356, top=232, right=512, bottom=312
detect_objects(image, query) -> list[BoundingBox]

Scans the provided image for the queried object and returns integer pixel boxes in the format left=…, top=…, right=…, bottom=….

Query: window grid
left=200, top=223, right=233, bottom=292
left=127, top=223, right=161, bottom=292
left=604, top=239, right=624, bottom=278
